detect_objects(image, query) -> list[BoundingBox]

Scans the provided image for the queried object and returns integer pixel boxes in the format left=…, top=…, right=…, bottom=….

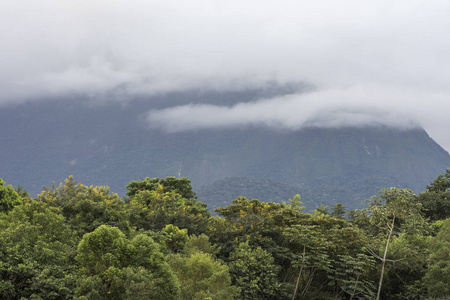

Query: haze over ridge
left=1, top=0, right=450, bottom=150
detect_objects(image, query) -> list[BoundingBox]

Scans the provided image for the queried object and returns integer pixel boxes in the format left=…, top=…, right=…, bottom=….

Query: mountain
left=1, top=88, right=449, bottom=210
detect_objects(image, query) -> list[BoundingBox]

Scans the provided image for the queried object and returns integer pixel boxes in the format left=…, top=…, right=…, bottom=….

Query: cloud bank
left=2, top=0, right=449, bottom=101
left=146, top=86, right=431, bottom=132
left=1, top=1, right=450, bottom=150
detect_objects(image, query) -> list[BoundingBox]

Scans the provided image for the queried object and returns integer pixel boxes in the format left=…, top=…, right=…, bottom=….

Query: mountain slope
left=1, top=90, right=449, bottom=210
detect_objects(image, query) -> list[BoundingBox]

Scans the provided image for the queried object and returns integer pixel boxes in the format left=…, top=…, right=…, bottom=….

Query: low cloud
left=146, top=85, right=450, bottom=151
left=146, top=86, right=425, bottom=132
left=2, top=1, right=450, bottom=150
left=1, top=0, right=450, bottom=104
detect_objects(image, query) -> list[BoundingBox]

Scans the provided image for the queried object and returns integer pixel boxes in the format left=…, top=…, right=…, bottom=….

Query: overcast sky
left=1, top=1, right=450, bottom=150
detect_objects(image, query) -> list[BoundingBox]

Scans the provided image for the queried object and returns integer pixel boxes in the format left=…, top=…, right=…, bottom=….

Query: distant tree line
left=1, top=170, right=450, bottom=299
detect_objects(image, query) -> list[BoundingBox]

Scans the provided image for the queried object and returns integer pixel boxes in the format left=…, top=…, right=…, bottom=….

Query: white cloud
left=146, top=86, right=422, bottom=132
left=1, top=0, right=450, bottom=150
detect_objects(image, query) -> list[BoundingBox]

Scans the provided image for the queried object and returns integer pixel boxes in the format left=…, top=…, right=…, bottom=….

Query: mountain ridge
left=1, top=89, right=449, bottom=210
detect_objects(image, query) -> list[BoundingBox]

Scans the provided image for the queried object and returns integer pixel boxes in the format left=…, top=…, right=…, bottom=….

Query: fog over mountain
left=1, top=89, right=449, bottom=210
left=1, top=1, right=450, bottom=151
left=146, top=87, right=422, bottom=133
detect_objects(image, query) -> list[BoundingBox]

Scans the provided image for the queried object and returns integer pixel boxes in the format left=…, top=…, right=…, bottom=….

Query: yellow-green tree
left=36, top=176, right=130, bottom=236
left=168, top=234, right=238, bottom=300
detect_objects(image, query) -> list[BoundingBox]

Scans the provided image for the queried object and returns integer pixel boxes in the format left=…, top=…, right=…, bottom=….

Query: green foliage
left=418, top=168, right=450, bottom=221
left=286, top=194, right=305, bottom=212
left=75, top=225, right=180, bottom=300
left=210, top=196, right=369, bottom=299
left=126, top=187, right=210, bottom=235
left=184, top=234, right=219, bottom=256
left=0, top=178, right=22, bottom=213
left=2, top=171, right=450, bottom=299
left=126, top=176, right=197, bottom=200
left=161, top=224, right=189, bottom=253
left=313, top=204, right=330, bottom=216
left=366, top=188, right=424, bottom=231
left=228, top=241, right=287, bottom=300
left=424, top=218, right=450, bottom=299
left=384, top=233, right=431, bottom=298
left=0, top=200, right=77, bottom=299
left=327, top=254, right=376, bottom=300
left=168, top=238, right=238, bottom=300
left=364, top=188, right=428, bottom=299
left=426, top=168, right=450, bottom=193
left=330, top=203, right=347, bottom=219
left=15, top=185, right=29, bottom=198
left=210, top=196, right=304, bottom=271
left=36, top=176, right=130, bottom=236
left=124, top=177, right=211, bottom=235
left=284, top=223, right=333, bottom=299
left=76, top=225, right=130, bottom=275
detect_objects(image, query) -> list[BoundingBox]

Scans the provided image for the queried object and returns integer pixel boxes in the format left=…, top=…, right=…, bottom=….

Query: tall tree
left=364, top=188, right=426, bottom=300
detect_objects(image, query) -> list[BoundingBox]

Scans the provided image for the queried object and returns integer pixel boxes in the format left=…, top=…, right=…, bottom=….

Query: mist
left=1, top=0, right=450, bottom=150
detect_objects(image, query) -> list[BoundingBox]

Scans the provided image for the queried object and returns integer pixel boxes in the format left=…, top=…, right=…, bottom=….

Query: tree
left=283, top=224, right=333, bottom=299
left=228, top=241, right=287, bottom=300
left=126, top=186, right=210, bottom=235
left=210, top=197, right=304, bottom=280
left=75, top=225, right=180, bottom=299
left=327, top=254, right=375, bottom=300
left=36, top=176, right=131, bottom=236
left=210, top=196, right=363, bottom=299
left=160, top=224, right=189, bottom=253
left=167, top=235, right=238, bottom=300
left=330, top=203, right=347, bottom=219
left=0, top=200, right=77, bottom=299
left=364, top=188, right=426, bottom=300
left=424, top=218, right=450, bottom=299
left=417, top=168, right=450, bottom=221
left=0, top=178, right=22, bottom=213
left=126, top=176, right=197, bottom=200
left=383, top=232, right=430, bottom=298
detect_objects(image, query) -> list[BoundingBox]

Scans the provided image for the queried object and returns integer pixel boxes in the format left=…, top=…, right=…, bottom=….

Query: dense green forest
left=1, top=171, right=450, bottom=299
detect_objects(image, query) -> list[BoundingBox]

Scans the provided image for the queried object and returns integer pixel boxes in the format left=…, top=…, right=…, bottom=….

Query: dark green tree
left=228, top=241, right=287, bottom=300
left=330, top=203, right=347, bottom=219
left=424, top=218, right=450, bottom=299
left=0, top=178, right=22, bottom=213
left=417, top=168, right=450, bottom=221
left=0, top=200, right=77, bottom=299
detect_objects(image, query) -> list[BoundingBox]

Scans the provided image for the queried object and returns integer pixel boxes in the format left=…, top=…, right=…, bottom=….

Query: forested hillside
left=1, top=171, right=450, bottom=299
left=1, top=89, right=450, bottom=210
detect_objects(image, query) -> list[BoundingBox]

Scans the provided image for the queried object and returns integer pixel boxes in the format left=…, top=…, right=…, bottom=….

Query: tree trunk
left=292, top=246, right=306, bottom=300
left=376, top=215, right=395, bottom=300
